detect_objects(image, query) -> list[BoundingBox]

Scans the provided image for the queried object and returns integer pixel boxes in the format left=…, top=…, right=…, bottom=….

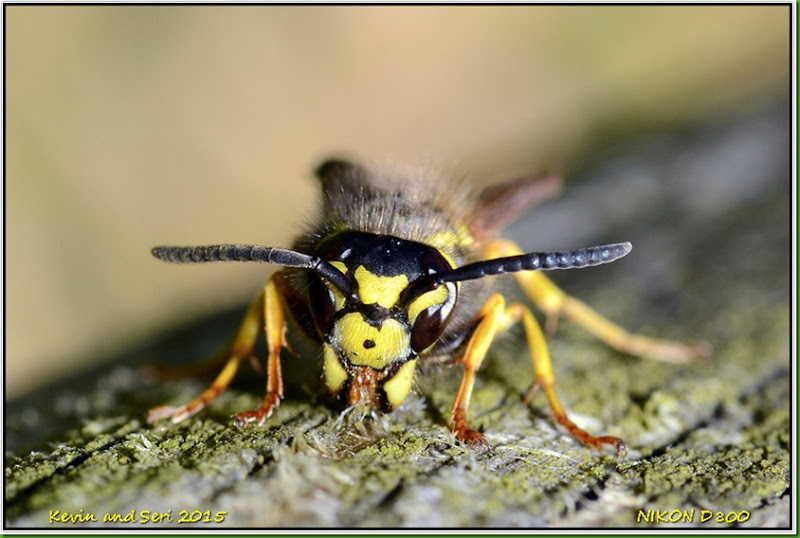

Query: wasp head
left=308, top=231, right=458, bottom=411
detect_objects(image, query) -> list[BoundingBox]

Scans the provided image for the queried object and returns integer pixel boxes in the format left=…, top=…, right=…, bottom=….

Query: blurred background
left=5, top=5, right=790, bottom=399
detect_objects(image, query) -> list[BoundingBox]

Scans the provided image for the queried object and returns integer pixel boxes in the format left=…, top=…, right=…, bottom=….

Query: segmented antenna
left=403, top=242, right=632, bottom=303
left=439, top=242, right=632, bottom=283
left=151, top=244, right=353, bottom=298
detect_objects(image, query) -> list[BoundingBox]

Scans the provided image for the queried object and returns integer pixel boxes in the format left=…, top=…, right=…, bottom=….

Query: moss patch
left=5, top=108, right=790, bottom=529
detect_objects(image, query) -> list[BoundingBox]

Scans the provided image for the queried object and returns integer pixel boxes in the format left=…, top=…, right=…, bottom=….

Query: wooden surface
left=5, top=103, right=791, bottom=529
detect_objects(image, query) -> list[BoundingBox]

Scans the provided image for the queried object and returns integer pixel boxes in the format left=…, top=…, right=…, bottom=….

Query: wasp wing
left=315, top=159, right=372, bottom=201
left=470, top=173, right=562, bottom=239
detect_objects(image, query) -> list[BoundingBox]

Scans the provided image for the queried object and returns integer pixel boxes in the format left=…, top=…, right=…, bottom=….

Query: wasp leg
left=451, top=293, right=624, bottom=454
left=233, top=274, right=287, bottom=427
left=450, top=294, right=515, bottom=448
left=145, top=335, right=258, bottom=382
left=147, top=289, right=265, bottom=424
left=485, top=239, right=710, bottom=363
left=511, top=301, right=626, bottom=455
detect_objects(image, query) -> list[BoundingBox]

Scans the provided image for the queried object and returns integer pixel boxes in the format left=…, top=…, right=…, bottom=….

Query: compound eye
left=308, top=275, right=338, bottom=335
left=409, top=281, right=457, bottom=353
left=407, top=249, right=458, bottom=353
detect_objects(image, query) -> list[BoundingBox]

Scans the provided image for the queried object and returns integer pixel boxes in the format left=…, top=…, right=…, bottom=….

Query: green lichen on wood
left=5, top=109, right=791, bottom=529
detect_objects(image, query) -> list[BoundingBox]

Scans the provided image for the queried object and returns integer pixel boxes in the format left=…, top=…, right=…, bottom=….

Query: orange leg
left=234, top=275, right=287, bottom=427
left=450, top=293, right=625, bottom=454
left=484, top=239, right=710, bottom=363
left=147, top=289, right=265, bottom=424
left=514, top=303, right=626, bottom=455
left=148, top=273, right=289, bottom=426
left=450, top=294, right=507, bottom=448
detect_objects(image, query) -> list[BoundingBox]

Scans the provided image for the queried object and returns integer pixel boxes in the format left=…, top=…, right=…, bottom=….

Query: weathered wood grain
left=5, top=103, right=790, bottom=530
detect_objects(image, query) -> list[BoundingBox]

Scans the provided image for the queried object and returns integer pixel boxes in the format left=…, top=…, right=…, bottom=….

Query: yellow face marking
left=383, top=359, right=417, bottom=409
left=353, top=266, right=408, bottom=308
left=330, top=261, right=348, bottom=274
left=327, top=261, right=349, bottom=309
left=323, top=344, right=348, bottom=394
left=407, top=286, right=449, bottom=324
left=332, top=313, right=410, bottom=369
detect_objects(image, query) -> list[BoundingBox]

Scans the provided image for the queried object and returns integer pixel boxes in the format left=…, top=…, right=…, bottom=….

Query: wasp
left=148, top=159, right=708, bottom=455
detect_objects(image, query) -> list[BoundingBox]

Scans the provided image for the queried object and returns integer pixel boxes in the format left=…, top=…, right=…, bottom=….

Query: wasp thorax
left=310, top=231, right=458, bottom=411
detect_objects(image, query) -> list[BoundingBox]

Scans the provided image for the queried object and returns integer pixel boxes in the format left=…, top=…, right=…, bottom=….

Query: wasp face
left=308, top=231, right=458, bottom=411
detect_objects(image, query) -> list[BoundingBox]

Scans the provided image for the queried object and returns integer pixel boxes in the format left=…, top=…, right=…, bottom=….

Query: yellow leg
left=234, top=275, right=287, bottom=427
left=484, top=239, right=710, bottom=363
left=148, top=273, right=289, bottom=426
left=450, top=294, right=506, bottom=447
left=144, top=346, right=236, bottom=381
left=514, top=302, right=626, bottom=454
left=147, top=289, right=265, bottom=424
left=451, top=293, right=625, bottom=453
